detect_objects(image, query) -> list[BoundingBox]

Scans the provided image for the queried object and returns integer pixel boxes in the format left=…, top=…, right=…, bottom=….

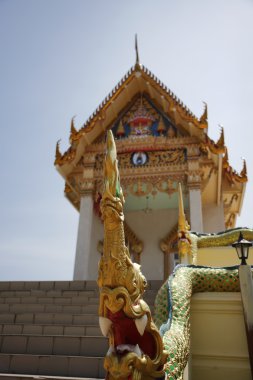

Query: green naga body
left=154, top=264, right=247, bottom=379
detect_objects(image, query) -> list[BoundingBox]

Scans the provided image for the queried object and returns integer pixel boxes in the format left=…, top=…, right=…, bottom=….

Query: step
left=0, top=298, right=154, bottom=312
left=0, top=280, right=162, bottom=292
left=0, top=304, right=99, bottom=314
left=0, top=353, right=105, bottom=378
left=0, top=290, right=156, bottom=302
left=0, top=375, right=103, bottom=380
left=0, top=291, right=98, bottom=299
left=0, top=282, right=98, bottom=292
left=0, top=314, right=99, bottom=326
left=0, top=324, right=102, bottom=337
left=0, top=335, right=108, bottom=357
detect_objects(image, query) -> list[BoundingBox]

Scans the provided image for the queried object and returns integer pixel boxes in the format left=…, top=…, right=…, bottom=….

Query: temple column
left=73, top=192, right=94, bottom=280
left=189, top=188, right=203, bottom=233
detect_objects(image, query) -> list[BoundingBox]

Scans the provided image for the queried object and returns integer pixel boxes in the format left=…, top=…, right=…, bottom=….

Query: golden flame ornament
left=98, top=130, right=167, bottom=380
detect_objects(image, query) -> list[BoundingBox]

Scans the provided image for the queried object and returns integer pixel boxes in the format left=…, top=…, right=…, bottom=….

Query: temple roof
left=54, top=59, right=247, bottom=229
left=55, top=63, right=209, bottom=171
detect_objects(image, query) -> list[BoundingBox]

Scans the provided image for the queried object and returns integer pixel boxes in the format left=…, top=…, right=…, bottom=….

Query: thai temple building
left=52, top=45, right=253, bottom=380
left=53, top=48, right=253, bottom=379
left=54, top=47, right=248, bottom=282
left=1, top=44, right=252, bottom=380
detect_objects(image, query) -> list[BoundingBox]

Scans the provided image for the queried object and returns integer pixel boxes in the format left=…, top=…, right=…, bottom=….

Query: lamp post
left=232, top=232, right=252, bottom=265
left=232, top=232, right=253, bottom=377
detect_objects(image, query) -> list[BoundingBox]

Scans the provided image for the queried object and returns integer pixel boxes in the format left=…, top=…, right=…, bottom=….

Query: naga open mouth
left=107, top=343, right=142, bottom=357
left=99, top=311, right=156, bottom=359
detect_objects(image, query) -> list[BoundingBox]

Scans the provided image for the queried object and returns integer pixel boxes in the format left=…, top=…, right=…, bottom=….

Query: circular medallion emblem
left=131, top=152, right=148, bottom=166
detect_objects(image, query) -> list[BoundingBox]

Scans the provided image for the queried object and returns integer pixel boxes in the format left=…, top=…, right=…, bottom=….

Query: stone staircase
left=0, top=280, right=162, bottom=380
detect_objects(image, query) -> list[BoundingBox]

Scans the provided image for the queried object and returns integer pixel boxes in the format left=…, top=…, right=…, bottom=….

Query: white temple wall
left=125, top=208, right=178, bottom=280
left=202, top=202, right=225, bottom=233
left=73, top=195, right=103, bottom=280
left=189, top=188, right=203, bottom=233
left=88, top=213, right=104, bottom=280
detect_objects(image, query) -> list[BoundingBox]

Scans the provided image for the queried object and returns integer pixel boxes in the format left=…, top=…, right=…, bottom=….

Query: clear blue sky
left=1, top=0, right=253, bottom=280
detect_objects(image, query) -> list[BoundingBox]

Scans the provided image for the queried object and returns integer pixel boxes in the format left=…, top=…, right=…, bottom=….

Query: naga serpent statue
left=98, top=130, right=167, bottom=380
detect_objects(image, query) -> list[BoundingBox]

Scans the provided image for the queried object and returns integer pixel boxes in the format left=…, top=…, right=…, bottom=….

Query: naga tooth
left=106, top=346, right=115, bottom=356
left=133, top=344, right=142, bottom=357
left=135, top=314, right=148, bottom=336
left=99, top=316, right=112, bottom=337
left=133, top=263, right=141, bottom=270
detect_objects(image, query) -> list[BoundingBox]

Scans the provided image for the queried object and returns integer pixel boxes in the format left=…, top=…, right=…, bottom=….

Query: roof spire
left=199, top=101, right=208, bottom=127
left=240, top=158, right=247, bottom=178
left=216, top=125, right=225, bottom=148
left=54, top=139, right=62, bottom=165
left=70, top=116, right=77, bottom=135
left=178, top=183, right=190, bottom=232
left=69, top=116, right=77, bottom=143
left=135, top=34, right=140, bottom=68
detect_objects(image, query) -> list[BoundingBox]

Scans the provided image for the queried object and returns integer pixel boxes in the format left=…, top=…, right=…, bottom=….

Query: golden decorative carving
left=54, top=143, right=76, bottom=166
left=69, top=117, right=78, bottom=143
left=122, top=96, right=159, bottom=126
left=116, top=120, right=125, bottom=137
left=98, top=130, right=167, bottom=380
left=240, top=158, right=247, bottom=178
left=225, top=213, right=236, bottom=229
left=199, top=101, right=208, bottom=128
left=95, top=148, right=186, bottom=171
left=224, top=193, right=239, bottom=211
left=54, top=140, right=62, bottom=165
left=64, top=183, right=72, bottom=194
left=128, top=181, right=153, bottom=197
left=205, top=129, right=226, bottom=155
left=157, top=117, right=166, bottom=135
left=177, top=183, right=192, bottom=262
left=156, top=178, right=176, bottom=196
left=222, top=148, right=247, bottom=185
left=98, top=221, right=143, bottom=258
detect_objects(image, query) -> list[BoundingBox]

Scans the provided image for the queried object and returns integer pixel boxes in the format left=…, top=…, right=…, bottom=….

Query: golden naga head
left=97, top=130, right=167, bottom=380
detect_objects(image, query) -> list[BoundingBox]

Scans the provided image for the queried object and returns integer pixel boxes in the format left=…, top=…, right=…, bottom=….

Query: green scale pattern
left=154, top=265, right=243, bottom=380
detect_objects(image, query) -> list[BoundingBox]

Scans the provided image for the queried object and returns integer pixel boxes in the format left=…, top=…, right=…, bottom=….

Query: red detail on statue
left=107, top=309, right=156, bottom=359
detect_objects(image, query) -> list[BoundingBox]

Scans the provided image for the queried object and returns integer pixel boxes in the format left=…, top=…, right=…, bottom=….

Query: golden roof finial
left=199, top=101, right=208, bottom=125
left=135, top=34, right=140, bottom=69
left=71, top=116, right=77, bottom=134
left=240, top=158, right=247, bottom=178
left=178, top=183, right=189, bottom=232
left=54, top=139, right=62, bottom=165
left=69, top=116, right=77, bottom=142
left=216, top=125, right=225, bottom=148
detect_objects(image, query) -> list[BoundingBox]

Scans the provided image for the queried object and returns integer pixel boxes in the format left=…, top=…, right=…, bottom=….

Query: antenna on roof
left=135, top=34, right=140, bottom=67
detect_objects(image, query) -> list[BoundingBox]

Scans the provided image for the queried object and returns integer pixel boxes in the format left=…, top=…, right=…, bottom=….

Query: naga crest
left=98, top=130, right=167, bottom=380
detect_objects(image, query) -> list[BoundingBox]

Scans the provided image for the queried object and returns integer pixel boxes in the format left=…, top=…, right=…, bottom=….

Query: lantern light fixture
left=232, top=232, right=252, bottom=265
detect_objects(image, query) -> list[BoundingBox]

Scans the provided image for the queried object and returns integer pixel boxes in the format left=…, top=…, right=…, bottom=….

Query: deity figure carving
left=98, top=130, right=167, bottom=380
